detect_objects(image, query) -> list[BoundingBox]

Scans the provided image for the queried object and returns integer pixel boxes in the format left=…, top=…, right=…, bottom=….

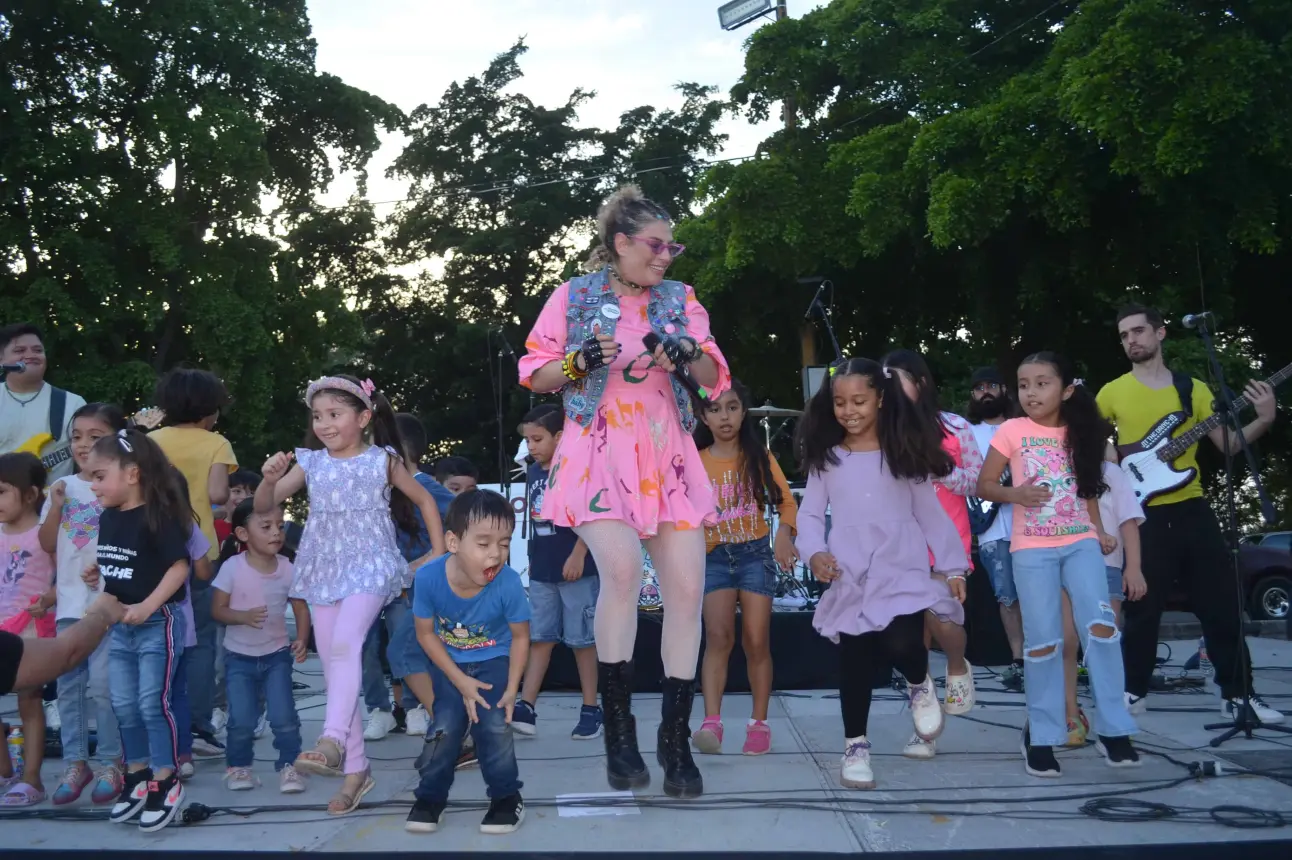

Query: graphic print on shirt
left=436, top=617, right=497, bottom=652
left=1018, top=434, right=1089, bottom=539
left=60, top=498, right=101, bottom=550
left=1, top=546, right=31, bottom=609
left=709, top=465, right=760, bottom=545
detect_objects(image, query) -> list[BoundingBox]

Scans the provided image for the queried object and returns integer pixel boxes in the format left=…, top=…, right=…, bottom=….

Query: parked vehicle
left=1164, top=540, right=1290, bottom=621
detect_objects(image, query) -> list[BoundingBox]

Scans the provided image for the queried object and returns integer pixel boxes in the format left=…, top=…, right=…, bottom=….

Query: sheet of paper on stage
left=556, top=790, right=641, bottom=817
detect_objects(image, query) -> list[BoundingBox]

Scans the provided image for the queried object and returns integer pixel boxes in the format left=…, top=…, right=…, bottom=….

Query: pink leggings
left=311, top=593, right=387, bottom=774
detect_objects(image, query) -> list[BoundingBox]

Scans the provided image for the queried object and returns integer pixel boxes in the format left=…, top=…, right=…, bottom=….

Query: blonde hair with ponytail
left=584, top=184, right=672, bottom=273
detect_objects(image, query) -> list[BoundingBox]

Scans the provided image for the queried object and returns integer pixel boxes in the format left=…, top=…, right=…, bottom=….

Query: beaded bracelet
left=562, top=351, right=588, bottom=381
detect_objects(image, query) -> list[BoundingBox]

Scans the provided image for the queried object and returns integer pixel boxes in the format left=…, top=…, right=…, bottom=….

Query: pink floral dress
left=520, top=282, right=730, bottom=538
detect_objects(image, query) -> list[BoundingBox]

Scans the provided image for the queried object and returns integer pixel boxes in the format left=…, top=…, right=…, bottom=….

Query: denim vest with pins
left=562, top=268, right=698, bottom=433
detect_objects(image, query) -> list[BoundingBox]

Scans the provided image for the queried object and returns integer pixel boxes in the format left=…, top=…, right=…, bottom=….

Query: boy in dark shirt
left=511, top=405, right=602, bottom=739
left=405, top=490, right=530, bottom=836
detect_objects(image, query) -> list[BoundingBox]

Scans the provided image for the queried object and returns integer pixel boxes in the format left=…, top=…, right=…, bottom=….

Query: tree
left=374, top=41, right=726, bottom=481
left=679, top=0, right=1292, bottom=524
left=0, top=0, right=401, bottom=457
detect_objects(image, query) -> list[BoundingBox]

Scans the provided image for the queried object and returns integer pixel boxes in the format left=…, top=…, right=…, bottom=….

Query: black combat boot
left=598, top=661, right=649, bottom=790
left=656, top=676, right=703, bottom=798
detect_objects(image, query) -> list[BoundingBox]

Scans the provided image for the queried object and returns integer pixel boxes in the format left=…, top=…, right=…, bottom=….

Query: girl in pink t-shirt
left=976, top=351, right=1140, bottom=779
left=0, top=452, right=57, bottom=806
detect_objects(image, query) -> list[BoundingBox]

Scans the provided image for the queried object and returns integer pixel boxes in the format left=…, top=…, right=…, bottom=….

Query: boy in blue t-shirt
left=406, top=490, right=531, bottom=836
left=511, top=405, right=602, bottom=740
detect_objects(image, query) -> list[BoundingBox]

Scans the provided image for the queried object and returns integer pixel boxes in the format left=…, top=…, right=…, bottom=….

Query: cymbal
left=749, top=404, right=802, bottom=418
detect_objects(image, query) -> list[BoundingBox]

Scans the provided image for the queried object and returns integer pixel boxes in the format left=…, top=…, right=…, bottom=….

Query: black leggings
left=838, top=611, right=929, bottom=738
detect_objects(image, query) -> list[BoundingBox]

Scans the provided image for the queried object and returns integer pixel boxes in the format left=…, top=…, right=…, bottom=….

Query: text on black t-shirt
left=97, top=506, right=191, bottom=607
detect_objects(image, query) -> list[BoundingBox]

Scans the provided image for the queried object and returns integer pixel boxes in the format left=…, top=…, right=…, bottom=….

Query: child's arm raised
left=257, top=452, right=305, bottom=510
left=389, top=461, right=446, bottom=560
left=38, top=481, right=64, bottom=555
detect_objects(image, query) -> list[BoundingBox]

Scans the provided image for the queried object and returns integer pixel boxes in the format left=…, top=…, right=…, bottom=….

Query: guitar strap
left=1171, top=372, right=1194, bottom=420
left=48, top=385, right=67, bottom=440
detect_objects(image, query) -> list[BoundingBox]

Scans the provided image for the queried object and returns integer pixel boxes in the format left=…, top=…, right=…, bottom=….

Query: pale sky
left=307, top=0, right=827, bottom=208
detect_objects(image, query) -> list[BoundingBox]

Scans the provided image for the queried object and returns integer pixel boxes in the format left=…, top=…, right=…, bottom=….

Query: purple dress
left=796, top=449, right=969, bottom=642
left=290, top=445, right=406, bottom=606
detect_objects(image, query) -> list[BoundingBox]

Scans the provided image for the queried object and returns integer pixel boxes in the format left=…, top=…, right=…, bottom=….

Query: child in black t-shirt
left=512, top=406, right=602, bottom=740
left=81, top=429, right=193, bottom=833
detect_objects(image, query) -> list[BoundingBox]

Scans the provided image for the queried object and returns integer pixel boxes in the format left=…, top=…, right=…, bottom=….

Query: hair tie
left=1073, top=377, right=1085, bottom=387
left=828, top=366, right=838, bottom=378
left=117, top=428, right=134, bottom=453
left=882, top=367, right=893, bottom=379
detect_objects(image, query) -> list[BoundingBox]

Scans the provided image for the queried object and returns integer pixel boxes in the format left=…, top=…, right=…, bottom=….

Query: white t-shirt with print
left=0, top=384, right=87, bottom=480
left=39, top=474, right=103, bottom=620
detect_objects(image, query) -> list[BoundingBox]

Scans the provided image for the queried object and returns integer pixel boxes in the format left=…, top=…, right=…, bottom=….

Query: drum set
left=638, top=402, right=820, bottom=611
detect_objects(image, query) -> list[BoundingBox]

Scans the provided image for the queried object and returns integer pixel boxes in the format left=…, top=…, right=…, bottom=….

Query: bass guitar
left=1117, top=363, right=1292, bottom=504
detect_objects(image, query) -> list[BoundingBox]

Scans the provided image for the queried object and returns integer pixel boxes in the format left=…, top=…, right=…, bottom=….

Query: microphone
left=802, top=279, right=827, bottom=321
left=642, top=332, right=710, bottom=402
left=1182, top=311, right=1216, bottom=330
left=492, top=329, right=515, bottom=357
left=0, top=361, right=26, bottom=373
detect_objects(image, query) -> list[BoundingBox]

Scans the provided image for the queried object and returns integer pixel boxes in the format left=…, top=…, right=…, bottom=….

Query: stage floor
left=4, top=638, right=1292, bottom=856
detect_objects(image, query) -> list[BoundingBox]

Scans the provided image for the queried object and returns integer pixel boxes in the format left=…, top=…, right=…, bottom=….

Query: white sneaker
left=178, top=761, right=195, bottom=781
left=44, top=700, right=61, bottom=731
left=943, top=661, right=976, bottom=716
left=363, top=708, right=397, bottom=741
left=840, top=736, right=875, bottom=789
left=278, top=765, right=306, bottom=794
left=909, top=675, right=945, bottom=741
left=254, top=714, right=269, bottom=740
left=1223, top=695, right=1285, bottom=725
left=902, top=733, right=937, bottom=760
left=405, top=706, right=431, bottom=737
left=1124, top=692, right=1147, bottom=715
left=224, top=766, right=257, bottom=791
left=210, top=708, right=228, bottom=734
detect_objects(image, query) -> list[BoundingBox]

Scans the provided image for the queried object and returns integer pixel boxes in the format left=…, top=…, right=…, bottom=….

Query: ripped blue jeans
left=1012, top=539, right=1139, bottom=746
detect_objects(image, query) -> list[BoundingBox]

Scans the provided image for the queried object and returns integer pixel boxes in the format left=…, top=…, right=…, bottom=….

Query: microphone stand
left=1194, top=317, right=1291, bottom=746
left=805, top=289, right=843, bottom=363
left=487, top=329, right=518, bottom=499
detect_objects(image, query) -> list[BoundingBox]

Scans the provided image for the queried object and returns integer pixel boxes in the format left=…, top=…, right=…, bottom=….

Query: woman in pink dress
left=520, top=185, right=730, bottom=799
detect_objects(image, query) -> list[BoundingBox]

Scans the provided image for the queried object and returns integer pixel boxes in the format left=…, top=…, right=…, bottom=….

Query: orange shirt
left=700, top=447, right=798, bottom=554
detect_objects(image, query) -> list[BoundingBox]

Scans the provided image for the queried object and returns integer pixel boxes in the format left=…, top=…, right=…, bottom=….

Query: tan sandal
left=326, top=770, right=374, bottom=816
left=295, top=737, right=344, bottom=777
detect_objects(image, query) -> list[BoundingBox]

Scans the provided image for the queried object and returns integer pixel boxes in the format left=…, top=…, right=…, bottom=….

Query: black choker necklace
left=609, top=265, right=648, bottom=292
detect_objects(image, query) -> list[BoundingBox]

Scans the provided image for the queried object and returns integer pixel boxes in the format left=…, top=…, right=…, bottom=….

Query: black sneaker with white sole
left=110, top=768, right=152, bottom=823
left=1095, top=735, right=1141, bottom=768
left=191, top=729, right=226, bottom=760
left=138, top=772, right=185, bottom=833
left=479, top=793, right=524, bottom=834
left=1020, top=725, right=1061, bottom=777
left=405, top=798, right=448, bottom=833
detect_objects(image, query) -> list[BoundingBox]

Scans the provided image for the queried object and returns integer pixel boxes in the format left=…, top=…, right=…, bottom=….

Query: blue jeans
left=225, top=648, right=302, bottom=770
left=1012, top=540, right=1139, bottom=746
left=188, top=583, right=223, bottom=731
left=414, top=656, right=522, bottom=803
left=56, top=617, right=121, bottom=765
left=109, top=605, right=186, bottom=772
left=172, top=650, right=192, bottom=760
left=362, top=594, right=413, bottom=711
left=704, top=539, right=779, bottom=597
left=979, top=539, right=1017, bottom=606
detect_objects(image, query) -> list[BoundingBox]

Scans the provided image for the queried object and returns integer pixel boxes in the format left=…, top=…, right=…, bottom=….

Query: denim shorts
left=388, top=610, right=431, bottom=678
left=1106, top=566, right=1125, bottom=601
left=529, top=576, right=599, bottom=648
left=979, top=539, right=1017, bottom=607
left=704, top=539, right=778, bottom=597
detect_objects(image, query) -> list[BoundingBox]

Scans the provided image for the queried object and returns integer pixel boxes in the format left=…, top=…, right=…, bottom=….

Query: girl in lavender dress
left=794, top=358, right=969, bottom=790
left=254, top=375, right=445, bottom=816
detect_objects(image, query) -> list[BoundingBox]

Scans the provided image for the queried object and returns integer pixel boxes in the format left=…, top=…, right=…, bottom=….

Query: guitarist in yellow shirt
left=1096, top=305, right=1282, bottom=725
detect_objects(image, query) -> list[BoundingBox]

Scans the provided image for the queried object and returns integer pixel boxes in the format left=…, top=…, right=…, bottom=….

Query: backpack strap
left=47, top=386, right=68, bottom=439
left=1171, top=372, right=1194, bottom=419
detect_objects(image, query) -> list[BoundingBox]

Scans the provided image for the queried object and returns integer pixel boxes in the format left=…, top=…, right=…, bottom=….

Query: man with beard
left=965, top=368, right=1024, bottom=690
left=1097, top=304, right=1282, bottom=724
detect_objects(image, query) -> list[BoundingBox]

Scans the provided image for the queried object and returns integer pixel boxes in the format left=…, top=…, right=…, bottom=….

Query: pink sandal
left=2, top=782, right=48, bottom=807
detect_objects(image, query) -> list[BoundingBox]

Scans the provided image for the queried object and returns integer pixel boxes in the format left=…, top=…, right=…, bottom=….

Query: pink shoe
left=692, top=716, right=723, bottom=754
left=742, top=721, right=771, bottom=756
left=51, top=764, right=94, bottom=806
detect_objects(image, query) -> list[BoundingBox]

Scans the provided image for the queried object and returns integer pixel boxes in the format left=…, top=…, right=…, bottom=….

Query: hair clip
left=1073, top=377, right=1085, bottom=387
left=882, top=367, right=893, bottom=379
left=117, top=428, right=133, bottom=453
left=359, top=379, right=376, bottom=397
left=828, top=366, right=838, bottom=378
